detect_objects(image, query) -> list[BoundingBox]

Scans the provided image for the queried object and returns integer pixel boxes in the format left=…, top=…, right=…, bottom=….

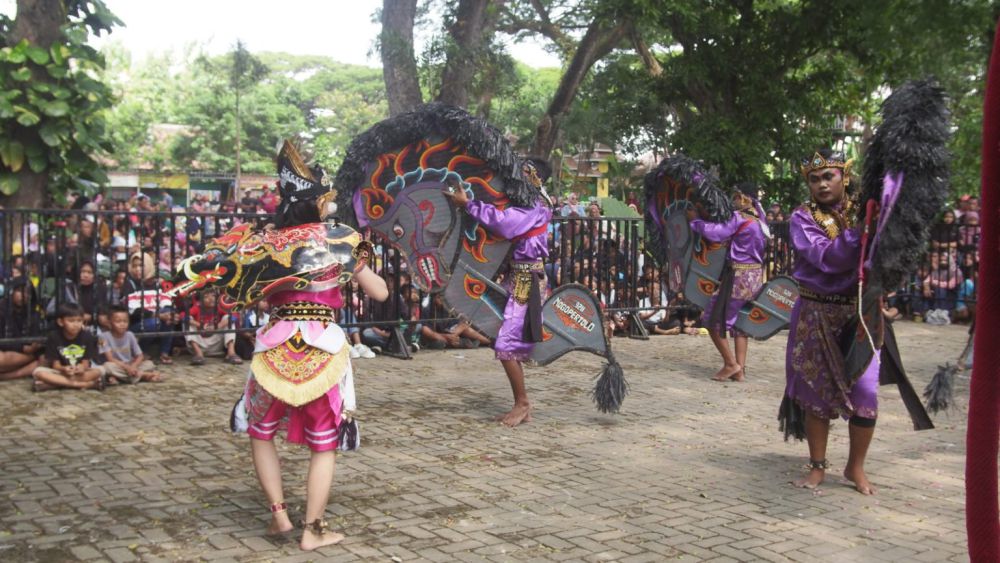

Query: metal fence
left=0, top=209, right=978, bottom=356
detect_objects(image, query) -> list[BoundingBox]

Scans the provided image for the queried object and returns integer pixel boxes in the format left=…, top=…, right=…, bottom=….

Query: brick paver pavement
left=0, top=321, right=973, bottom=562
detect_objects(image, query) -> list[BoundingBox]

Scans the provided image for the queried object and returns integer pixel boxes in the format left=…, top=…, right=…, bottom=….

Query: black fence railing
left=0, top=209, right=979, bottom=354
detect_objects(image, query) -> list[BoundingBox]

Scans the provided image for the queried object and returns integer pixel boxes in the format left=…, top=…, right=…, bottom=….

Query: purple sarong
left=495, top=271, right=550, bottom=361
left=701, top=263, right=763, bottom=335
left=785, top=297, right=879, bottom=420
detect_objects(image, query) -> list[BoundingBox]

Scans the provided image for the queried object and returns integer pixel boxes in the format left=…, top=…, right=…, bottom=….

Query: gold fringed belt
left=272, top=302, right=336, bottom=322
left=732, top=263, right=762, bottom=270
left=511, top=261, right=544, bottom=305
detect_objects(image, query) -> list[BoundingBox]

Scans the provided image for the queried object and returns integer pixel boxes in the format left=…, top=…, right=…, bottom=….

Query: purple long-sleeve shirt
left=690, top=211, right=766, bottom=264
left=465, top=199, right=552, bottom=261
left=789, top=206, right=862, bottom=295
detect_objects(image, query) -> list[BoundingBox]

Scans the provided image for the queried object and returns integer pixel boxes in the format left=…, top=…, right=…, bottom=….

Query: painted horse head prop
left=644, top=154, right=734, bottom=308
left=169, top=222, right=371, bottom=310
left=335, top=102, right=627, bottom=413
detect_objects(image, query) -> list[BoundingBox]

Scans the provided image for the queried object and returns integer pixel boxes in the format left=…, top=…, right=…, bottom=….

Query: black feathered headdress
left=334, top=103, right=540, bottom=227
left=860, top=79, right=951, bottom=291
left=644, top=154, right=733, bottom=223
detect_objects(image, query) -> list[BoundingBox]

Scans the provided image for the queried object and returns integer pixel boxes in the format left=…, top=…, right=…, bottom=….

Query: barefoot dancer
left=689, top=183, right=768, bottom=382
left=443, top=158, right=553, bottom=427
left=780, top=149, right=878, bottom=495
left=174, top=142, right=388, bottom=549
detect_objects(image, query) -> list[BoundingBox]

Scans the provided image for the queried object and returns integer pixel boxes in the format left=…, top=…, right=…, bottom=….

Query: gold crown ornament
left=800, top=151, right=854, bottom=181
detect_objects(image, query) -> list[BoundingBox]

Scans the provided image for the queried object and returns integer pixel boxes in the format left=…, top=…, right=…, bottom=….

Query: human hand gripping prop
left=333, top=102, right=628, bottom=413
left=843, top=79, right=951, bottom=431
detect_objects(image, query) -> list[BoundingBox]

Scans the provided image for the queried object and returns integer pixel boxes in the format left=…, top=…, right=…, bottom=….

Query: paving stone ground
left=0, top=321, right=974, bottom=562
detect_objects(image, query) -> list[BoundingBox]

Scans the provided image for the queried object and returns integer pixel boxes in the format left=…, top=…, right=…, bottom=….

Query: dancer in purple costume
left=689, top=182, right=768, bottom=382
left=780, top=148, right=878, bottom=495
left=443, top=158, right=552, bottom=427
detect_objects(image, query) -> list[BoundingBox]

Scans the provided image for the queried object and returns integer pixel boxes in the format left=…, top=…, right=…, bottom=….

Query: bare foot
left=32, top=380, right=54, bottom=392
left=141, top=371, right=163, bottom=382
left=730, top=368, right=745, bottom=382
left=711, top=364, right=742, bottom=382
left=300, top=528, right=344, bottom=551
left=267, top=513, right=294, bottom=536
left=498, top=403, right=532, bottom=427
left=844, top=467, right=877, bottom=495
left=792, top=468, right=825, bottom=489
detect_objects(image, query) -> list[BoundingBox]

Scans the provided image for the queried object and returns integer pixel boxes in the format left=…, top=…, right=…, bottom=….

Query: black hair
left=56, top=302, right=85, bottom=320
left=108, top=304, right=129, bottom=318
left=734, top=182, right=758, bottom=199
left=274, top=200, right=321, bottom=229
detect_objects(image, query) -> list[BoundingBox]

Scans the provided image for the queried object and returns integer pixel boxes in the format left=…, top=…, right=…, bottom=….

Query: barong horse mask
left=335, top=103, right=628, bottom=413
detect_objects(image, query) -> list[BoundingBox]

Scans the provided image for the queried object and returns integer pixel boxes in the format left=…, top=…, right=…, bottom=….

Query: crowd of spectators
left=0, top=188, right=981, bottom=386
left=886, top=195, right=980, bottom=325
left=0, top=185, right=370, bottom=386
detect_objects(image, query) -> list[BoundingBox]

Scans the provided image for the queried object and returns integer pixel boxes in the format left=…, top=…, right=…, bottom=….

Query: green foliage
left=0, top=1, right=121, bottom=197
left=484, top=63, right=561, bottom=146
left=102, top=48, right=391, bottom=173
left=578, top=0, right=994, bottom=202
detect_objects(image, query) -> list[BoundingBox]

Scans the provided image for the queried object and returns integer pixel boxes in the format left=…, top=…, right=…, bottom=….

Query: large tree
left=582, top=0, right=996, bottom=201
left=0, top=0, right=119, bottom=208
left=380, top=0, right=424, bottom=116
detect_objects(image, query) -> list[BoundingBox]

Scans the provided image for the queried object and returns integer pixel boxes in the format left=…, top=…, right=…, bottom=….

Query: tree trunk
left=12, top=0, right=65, bottom=45
left=530, top=20, right=628, bottom=158
left=4, top=170, right=47, bottom=210
left=381, top=0, right=424, bottom=116
left=1, top=0, right=66, bottom=209
left=437, top=0, right=498, bottom=109
left=235, top=90, right=241, bottom=203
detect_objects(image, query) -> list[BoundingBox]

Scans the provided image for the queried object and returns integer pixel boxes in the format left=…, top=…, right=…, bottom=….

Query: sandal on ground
left=159, top=355, right=174, bottom=365
left=225, top=355, right=244, bottom=365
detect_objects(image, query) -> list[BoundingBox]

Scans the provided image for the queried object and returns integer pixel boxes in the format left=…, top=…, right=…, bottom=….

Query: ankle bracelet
left=269, top=501, right=287, bottom=513
left=808, top=459, right=829, bottom=470
left=302, top=518, right=329, bottom=535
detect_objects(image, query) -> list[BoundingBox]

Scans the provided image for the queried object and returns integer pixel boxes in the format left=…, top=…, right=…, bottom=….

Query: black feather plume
left=591, top=350, right=628, bottom=414
left=923, top=363, right=957, bottom=414
left=777, top=396, right=807, bottom=441
left=333, top=102, right=538, bottom=228
left=861, top=79, right=951, bottom=290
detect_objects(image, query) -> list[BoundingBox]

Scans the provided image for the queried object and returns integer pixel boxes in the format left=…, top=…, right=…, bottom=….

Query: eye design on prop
left=392, top=223, right=405, bottom=239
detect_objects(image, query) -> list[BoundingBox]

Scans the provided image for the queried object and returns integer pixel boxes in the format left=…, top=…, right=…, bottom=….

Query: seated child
left=419, top=293, right=489, bottom=349
left=186, top=289, right=241, bottom=365
left=99, top=305, right=161, bottom=384
left=32, top=303, right=105, bottom=391
left=638, top=284, right=676, bottom=335
left=234, top=301, right=270, bottom=361
left=663, top=292, right=703, bottom=336
left=0, top=277, right=42, bottom=380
